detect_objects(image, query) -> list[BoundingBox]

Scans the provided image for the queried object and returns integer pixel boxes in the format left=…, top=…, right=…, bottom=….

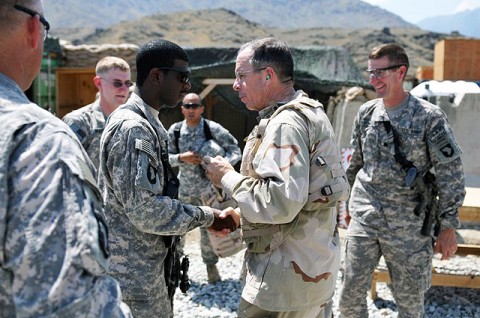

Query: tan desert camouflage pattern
left=339, top=94, right=465, bottom=318
left=63, top=100, right=106, bottom=170
left=98, top=92, right=214, bottom=318
left=0, top=74, right=131, bottom=317
left=220, top=90, right=342, bottom=311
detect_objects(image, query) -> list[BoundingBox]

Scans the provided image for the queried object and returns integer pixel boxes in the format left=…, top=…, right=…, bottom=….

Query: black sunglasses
left=14, top=4, right=50, bottom=40
left=182, top=103, right=202, bottom=109
left=158, top=67, right=190, bottom=84
left=100, top=78, right=134, bottom=88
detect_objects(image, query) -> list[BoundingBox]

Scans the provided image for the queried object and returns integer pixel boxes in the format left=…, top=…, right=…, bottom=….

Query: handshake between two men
left=203, top=155, right=241, bottom=236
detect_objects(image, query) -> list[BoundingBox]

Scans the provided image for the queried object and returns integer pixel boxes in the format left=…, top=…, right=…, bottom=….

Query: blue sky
left=363, top=0, right=480, bottom=23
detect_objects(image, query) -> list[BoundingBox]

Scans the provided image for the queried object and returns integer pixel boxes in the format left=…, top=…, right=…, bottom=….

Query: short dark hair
left=239, top=38, right=294, bottom=83
left=369, top=43, right=410, bottom=72
left=135, top=39, right=189, bottom=86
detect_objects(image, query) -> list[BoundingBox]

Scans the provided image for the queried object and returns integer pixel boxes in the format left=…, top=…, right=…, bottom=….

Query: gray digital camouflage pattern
left=63, top=100, right=106, bottom=170
left=98, top=92, right=215, bottom=318
left=168, top=118, right=241, bottom=264
left=0, top=73, right=131, bottom=317
left=220, top=91, right=341, bottom=312
left=339, top=94, right=465, bottom=318
left=167, top=118, right=241, bottom=199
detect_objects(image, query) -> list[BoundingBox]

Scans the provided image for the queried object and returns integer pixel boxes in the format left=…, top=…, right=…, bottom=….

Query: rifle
left=160, top=144, right=190, bottom=306
left=413, top=171, right=440, bottom=237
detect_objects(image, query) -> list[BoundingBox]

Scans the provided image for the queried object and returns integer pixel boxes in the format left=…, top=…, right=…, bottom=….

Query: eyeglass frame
left=234, top=67, right=267, bottom=81
left=13, top=4, right=50, bottom=40
left=100, top=77, right=134, bottom=88
left=157, top=67, right=191, bottom=84
left=366, top=64, right=405, bottom=79
left=182, top=103, right=202, bottom=109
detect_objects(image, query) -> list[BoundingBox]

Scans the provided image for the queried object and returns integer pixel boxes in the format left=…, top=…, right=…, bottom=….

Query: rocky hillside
left=51, top=9, right=457, bottom=78
left=44, top=0, right=416, bottom=30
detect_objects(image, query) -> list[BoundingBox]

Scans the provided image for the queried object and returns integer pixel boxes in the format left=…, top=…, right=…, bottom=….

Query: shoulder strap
left=383, top=121, right=417, bottom=187
left=173, top=121, right=182, bottom=151
left=203, top=119, right=214, bottom=141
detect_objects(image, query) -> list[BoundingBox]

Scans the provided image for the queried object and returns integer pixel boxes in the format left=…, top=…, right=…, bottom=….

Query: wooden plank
left=457, top=244, right=480, bottom=256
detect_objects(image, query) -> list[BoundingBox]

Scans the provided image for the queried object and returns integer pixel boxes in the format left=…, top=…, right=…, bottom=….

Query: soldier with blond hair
left=63, top=56, right=132, bottom=169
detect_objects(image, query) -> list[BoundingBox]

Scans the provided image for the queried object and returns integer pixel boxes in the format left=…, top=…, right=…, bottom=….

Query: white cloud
left=455, top=0, right=480, bottom=13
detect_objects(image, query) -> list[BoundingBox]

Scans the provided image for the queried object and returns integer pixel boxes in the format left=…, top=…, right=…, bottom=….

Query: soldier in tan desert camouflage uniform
left=0, top=1, right=131, bottom=317
left=339, top=43, right=465, bottom=318
left=203, top=38, right=349, bottom=318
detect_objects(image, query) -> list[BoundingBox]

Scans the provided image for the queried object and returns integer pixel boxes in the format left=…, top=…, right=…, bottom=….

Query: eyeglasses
left=182, top=103, right=202, bottom=109
left=366, top=64, right=405, bottom=79
left=235, top=67, right=267, bottom=81
left=157, top=67, right=191, bottom=84
left=14, top=4, right=50, bottom=41
left=100, top=78, right=134, bottom=88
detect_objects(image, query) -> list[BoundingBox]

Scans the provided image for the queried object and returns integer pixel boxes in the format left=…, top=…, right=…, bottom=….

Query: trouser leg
left=380, top=228, right=433, bottom=318
left=200, top=225, right=219, bottom=265
left=339, top=220, right=382, bottom=318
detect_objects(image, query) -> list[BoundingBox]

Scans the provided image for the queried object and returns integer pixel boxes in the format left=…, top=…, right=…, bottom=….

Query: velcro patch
left=428, top=124, right=461, bottom=163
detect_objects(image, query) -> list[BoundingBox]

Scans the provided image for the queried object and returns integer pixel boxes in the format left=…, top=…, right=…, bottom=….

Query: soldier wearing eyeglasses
left=167, top=93, right=241, bottom=283
left=0, top=0, right=132, bottom=317
left=98, top=39, right=234, bottom=318
left=339, top=43, right=465, bottom=318
left=63, top=56, right=132, bottom=170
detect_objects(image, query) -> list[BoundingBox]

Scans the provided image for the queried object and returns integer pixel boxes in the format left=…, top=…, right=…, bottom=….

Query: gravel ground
left=173, top=228, right=480, bottom=318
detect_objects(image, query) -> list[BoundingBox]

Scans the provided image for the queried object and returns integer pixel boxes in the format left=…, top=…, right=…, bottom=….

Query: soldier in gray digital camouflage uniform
left=203, top=38, right=350, bottom=318
left=338, top=43, right=465, bottom=318
left=98, top=39, right=230, bottom=318
left=63, top=56, right=132, bottom=170
left=0, top=1, right=131, bottom=317
left=167, top=92, right=241, bottom=283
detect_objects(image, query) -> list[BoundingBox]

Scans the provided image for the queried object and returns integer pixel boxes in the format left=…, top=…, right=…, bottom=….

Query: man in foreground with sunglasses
left=63, top=56, right=132, bottom=170
left=339, top=43, right=465, bottom=318
left=0, top=0, right=132, bottom=317
left=167, top=93, right=241, bottom=283
left=98, top=39, right=236, bottom=318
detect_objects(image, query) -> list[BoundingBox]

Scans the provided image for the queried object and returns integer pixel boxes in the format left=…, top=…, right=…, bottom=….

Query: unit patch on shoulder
left=428, top=124, right=461, bottom=163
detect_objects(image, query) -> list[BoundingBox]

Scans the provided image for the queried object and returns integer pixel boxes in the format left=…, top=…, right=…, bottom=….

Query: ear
left=150, top=68, right=163, bottom=85
left=265, top=67, right=274, bottom=81
left=93, top=76, right=102, bottom=89
left=27, top=15, right=41, bottom=50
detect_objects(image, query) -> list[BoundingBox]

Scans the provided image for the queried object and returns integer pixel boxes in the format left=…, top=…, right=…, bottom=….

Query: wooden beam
left=199, top=78, right=235, bottom=99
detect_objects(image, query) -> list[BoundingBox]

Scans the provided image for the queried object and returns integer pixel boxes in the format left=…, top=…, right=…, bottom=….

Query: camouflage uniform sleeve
left=212, top=122, right=242, bottom=165
left=62, top=110, right=90, bottom=148
left=426, top=109, right=465, bottom=230
left=105, top=124, right=213, bottom=234
left=346, top=110, right=364, bottom=187
left=167, top=123, right=182, bottom=167
left=5, top=123, right=131, bottom=317
left=221, top=117, right=309, bottom=224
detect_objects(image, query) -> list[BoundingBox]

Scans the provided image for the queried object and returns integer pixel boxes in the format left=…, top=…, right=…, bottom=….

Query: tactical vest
left=241, top=93, right=350, bottom=253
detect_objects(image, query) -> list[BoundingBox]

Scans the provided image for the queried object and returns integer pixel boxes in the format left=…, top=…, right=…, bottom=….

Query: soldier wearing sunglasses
left=339, top=43, right=465, bottom=318
left=167, top=93, right=241, bottom=284
left=0, top=1, right=132, bottom=317
left=63, top=56, right=132, bottom=170
left=98, top=39, right=234, bottom=318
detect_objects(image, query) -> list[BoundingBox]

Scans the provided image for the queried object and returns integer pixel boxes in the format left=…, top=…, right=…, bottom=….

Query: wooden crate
left=55, top=68, right=96, bottom=118
left=416, top=66, right=434, bottom=82
left=434, top=39, right=480, bottom=81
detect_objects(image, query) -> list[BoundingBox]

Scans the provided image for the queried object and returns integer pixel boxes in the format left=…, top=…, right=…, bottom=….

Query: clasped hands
left=202, top=156, right=240, bottom=235
left=209, top=207, right=241, bottom=236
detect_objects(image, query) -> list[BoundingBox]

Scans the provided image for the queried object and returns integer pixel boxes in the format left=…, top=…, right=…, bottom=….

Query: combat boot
left=206, top=264, right=221, bottom=284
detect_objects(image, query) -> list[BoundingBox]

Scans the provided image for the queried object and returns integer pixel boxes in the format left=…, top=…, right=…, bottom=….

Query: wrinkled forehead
left=235, top=49, right=254, bottom=71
